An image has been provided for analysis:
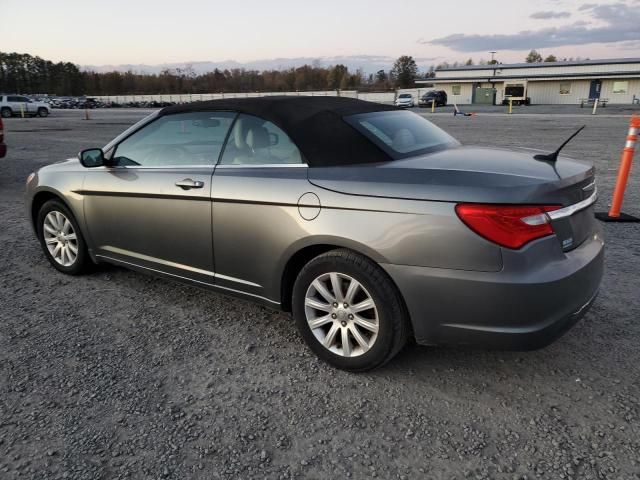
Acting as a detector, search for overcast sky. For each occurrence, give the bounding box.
[3,0,640,70]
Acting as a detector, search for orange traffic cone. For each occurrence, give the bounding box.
[596,115,640,222]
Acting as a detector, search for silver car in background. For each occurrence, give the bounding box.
[25,97,603,371]
[394,93,415,108]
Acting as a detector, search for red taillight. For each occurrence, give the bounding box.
[455,204,561,249]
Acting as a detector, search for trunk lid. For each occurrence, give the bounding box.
[308,145,596,251]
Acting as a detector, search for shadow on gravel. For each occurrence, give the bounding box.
[76,262,613,384]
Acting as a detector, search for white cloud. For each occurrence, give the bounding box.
[423,2,640,52]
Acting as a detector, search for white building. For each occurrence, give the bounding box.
[417,58,640,106]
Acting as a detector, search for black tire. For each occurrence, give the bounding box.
[37,107,49,117]
[292,249,409,371]
[36,199,90,275]
[1,107,12,118]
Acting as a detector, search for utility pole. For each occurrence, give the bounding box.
[489,51,498,105]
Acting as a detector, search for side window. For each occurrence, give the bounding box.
[220,114,303,165]
[112,112,235,167]
[7,96,21,102]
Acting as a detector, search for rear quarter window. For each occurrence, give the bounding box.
[344,110,458,159]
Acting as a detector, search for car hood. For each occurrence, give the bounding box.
[307,145,595,206]
[38,157,84,173]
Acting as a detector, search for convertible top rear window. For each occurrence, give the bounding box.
[344,110,458,159]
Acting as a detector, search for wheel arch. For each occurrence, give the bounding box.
[30,188,90,244]
[278,238,407,319]
[30,189,71,230]
[30,188,97,263]
[280,243,338,311]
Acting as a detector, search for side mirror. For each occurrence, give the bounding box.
[79,148,105,168]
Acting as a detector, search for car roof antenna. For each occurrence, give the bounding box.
[534,125,585,162]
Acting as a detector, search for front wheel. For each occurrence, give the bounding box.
[36,199,90,275]
[292,249,409,371]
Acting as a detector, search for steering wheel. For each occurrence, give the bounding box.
[141,145,189,166]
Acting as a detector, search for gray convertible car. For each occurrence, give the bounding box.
[26,97,603,371]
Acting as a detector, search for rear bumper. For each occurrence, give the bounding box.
[382,228,604,350]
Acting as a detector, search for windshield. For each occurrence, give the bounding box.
[344,110,459,159]
[398,94,411,98]
[103,111,159,152]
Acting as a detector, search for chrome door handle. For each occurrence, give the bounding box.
[175,179,204,190]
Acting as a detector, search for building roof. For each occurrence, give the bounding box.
[161,96,399,166]
[422,71,640,83]
[436,57,640,72]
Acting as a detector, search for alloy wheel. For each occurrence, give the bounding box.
[43,211,78,267]
[304,272,379,357]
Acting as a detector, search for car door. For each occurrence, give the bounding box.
[211,113,309,302]
[83,111,236,285]
[6,96,25,114]
[19,96,36,114]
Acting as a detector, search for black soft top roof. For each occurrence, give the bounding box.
[160,96,400,167]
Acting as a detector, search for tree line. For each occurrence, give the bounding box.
[0,52,421,96]
[0,50,597,97]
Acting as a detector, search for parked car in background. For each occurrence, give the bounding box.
[0,117,6,158]
[25,97,603,371]
[419,90,447,107]
[0,95,51,118]
[76,97,104,109]
[394,93,414,108]
[49,97,86,109]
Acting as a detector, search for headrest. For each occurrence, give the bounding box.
[391,128,415,151]
[247,126,270,149]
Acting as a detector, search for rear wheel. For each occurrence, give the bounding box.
[1,108,11,118]
[292,249,409,371]
[37,107,49,117]
[36,199,90,275]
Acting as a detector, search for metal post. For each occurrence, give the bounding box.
[591,98,599,115]
[508,98,513,114]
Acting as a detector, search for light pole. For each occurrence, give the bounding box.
[489,52,498,105]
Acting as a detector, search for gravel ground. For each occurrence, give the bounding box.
[1,108,639,480]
